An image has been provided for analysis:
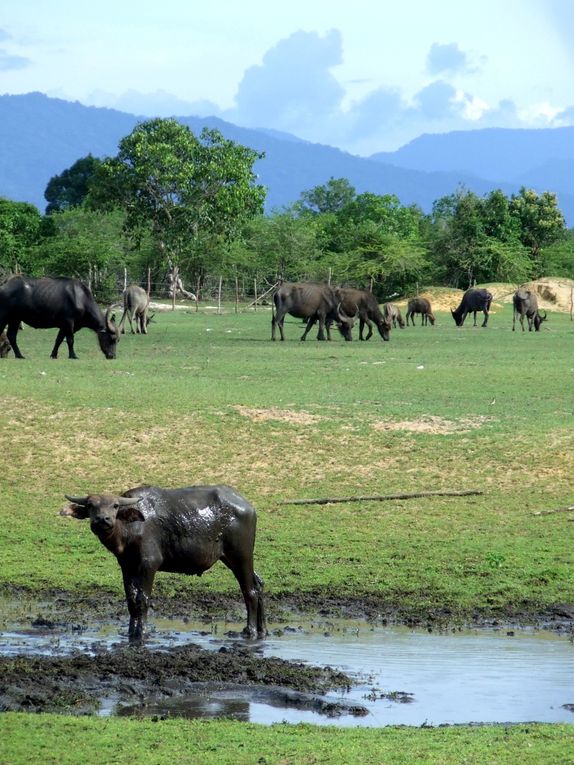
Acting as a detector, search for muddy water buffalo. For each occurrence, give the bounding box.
[512,289,547,332]
[406,297,435,326]
[0,275,119,359]
[451,288,493,327]
[272,281,357,341]
[61,484,266,643]
[383,302,405,329]
[334,288,391,341]
[118,284,154,335]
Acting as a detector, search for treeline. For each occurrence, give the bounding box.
[0,118,572,302]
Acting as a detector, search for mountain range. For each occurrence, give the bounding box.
[1,92,573,226]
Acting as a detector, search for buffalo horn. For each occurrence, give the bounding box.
[118,496,142,506]
[105,304,119,334]
[539,310,547,320]
[336,302,358,323]
[64,494,89,505]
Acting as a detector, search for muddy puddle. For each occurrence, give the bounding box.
[1,599,573,726]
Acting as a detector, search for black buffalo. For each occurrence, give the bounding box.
[272,281,357,341]
[0,276,119,359]
[383,302,405,329]
[334,287,391,341]
[451,288,493,327]
[512,289,547,332]
[61,484,266,643]
[118,284,154,334]
[406,297,435,326]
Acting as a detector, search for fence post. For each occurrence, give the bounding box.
[123,267,128,291]
[328,267,332,285]
[217,275,223,315]
[254,278,258,312]
[147,267,151,297]
[171,266,178,311]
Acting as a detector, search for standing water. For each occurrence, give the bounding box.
[1,609,573,726]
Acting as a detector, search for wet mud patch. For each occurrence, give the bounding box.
[0,641,362,718]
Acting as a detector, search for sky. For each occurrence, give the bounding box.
[1,0,574,155]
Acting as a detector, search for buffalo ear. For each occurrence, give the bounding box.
[117,506,146,523]
[60,503,90,520]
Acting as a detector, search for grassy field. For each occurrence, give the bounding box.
[1,296,573,762]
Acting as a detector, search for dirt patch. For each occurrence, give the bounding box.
[372,415,495,435]
[234,406,322,425]
[497,278,574,312]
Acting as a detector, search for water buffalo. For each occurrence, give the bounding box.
[451,288,493,327]
[0,331,11,357]
[60,484,266,644]
[333,288,391,341]
[512,289,547,331]
[0,275,119,359]
[406,297,435,326]
[118,284,154,335]
[383,302,405,329]
[272,281,357,341]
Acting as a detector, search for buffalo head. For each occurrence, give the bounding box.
[534,310,547,331]
[98,306,121,359]
[336,302,358,341]
[61,494,144,536]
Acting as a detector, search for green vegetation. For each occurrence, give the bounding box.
[2,715,573,765]
[1,301,572,614]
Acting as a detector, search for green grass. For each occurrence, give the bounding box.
[1,302,573,761]
[2,715,574,765]
[1,303,572,613]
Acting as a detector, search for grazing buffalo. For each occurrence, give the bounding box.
[61,484,266,643]
[272,281,357,341]
[451,288,493,327]
[406,297,435,326]
[118,284,154,334]
[383,302,405,329]
[0,276,119,359]
[334,287,391,341]
[0,331,12,357]
[512,289,547,332]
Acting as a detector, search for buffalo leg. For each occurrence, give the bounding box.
[481,310,489,327]
[271,309,286,341]
[6,320,24,359]
[51,322,77,359]
[300,316,317,341]
[223,557,266,638]
[315,316,327,341]
[362,318,373,340]
[122,568,156,644]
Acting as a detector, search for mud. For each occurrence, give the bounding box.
[1,586,573,720]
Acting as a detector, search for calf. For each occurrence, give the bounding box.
[406,297,435,326]
[512,289,547,332]
[61,484,266,643]
[0,331,12,357]
[383,303,405,329]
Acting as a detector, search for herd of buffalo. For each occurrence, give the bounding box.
[0,274,550,359]
[0,272,554,641]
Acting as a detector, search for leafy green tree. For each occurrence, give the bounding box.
[44,155,103,213]
[509,187,566,274]
[297,177,356,215]
[31,208,126,296]
[88,118,266,272]
[0,198,43,273]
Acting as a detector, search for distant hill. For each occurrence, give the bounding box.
[1,93,573,225]
[371,127,574,224]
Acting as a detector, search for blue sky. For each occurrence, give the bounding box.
[1,0,573,154]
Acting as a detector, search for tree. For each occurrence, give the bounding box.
[297,177,356,215]
[0,197,43,273]
[44,155,103,213]
[509,187,566,274]
[88,118,266,271]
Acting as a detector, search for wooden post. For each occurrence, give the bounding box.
[217,275,223,314]
[88,264,92,291]
[369,276,374,293]
[328,267,332,285]
[254,278,258,312]
[147,267,151,297]
[571,287,573,321]
[123,267,128,291]
[235,275,239,313]
[171,266,178,312]
[196,275,201,313]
